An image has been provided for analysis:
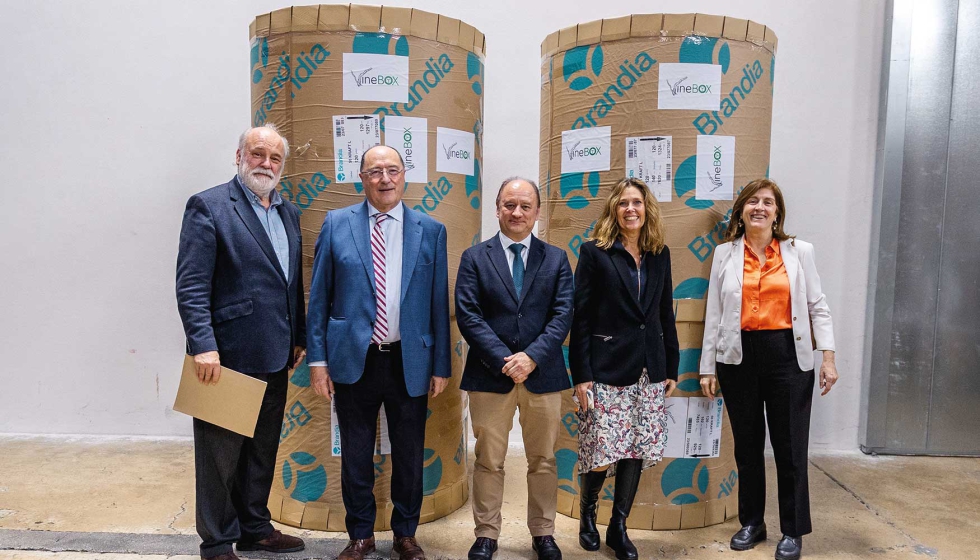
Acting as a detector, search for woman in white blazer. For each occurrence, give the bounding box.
[699,179,838,560]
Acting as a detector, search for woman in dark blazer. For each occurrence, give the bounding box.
[570,178,679,560]
[700,178,838,560]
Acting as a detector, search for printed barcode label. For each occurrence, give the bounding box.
[686,418,693,433]
[666,163,672,181]
[712,439,720,456]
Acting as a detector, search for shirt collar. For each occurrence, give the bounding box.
[498,231,532,253]
[367,201,404,223]
[236,175,283,208]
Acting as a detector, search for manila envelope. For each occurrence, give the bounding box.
[173,355,267,437]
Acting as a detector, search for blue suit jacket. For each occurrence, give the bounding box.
[176,178,306,374]
[306,201,451,397]
[455,235,574,394]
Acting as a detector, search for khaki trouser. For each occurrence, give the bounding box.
[469,385,563,539]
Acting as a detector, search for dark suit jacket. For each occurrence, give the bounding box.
[455,234,574,394]
[306,201,451,398]
[570,240,679,386]
[176,177,306,374]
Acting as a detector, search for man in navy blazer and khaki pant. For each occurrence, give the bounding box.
[455,177,574,560]
[176,124,306,559]
[306,145,451,560]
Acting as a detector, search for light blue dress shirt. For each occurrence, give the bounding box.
[237,176,289,281]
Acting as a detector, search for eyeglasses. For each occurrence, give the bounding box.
[361,167,405,180]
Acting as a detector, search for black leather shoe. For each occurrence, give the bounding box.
[605,459,642,560]
[467,537,497,560]
[531,536,562,560]
[578,470,606,551]
[730,524,767,551]
[775,535,802,560]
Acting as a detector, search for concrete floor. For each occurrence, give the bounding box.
[0,436,977,560]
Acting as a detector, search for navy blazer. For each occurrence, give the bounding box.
[455,234,574,394]
[176,178,306,374]
[306,201,451,398]
[570,240,679,386]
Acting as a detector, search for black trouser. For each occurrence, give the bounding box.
[716,329,814,538]
[193,366,288,558]
[333,342,429,539]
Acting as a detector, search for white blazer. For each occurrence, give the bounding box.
[699,237,835,375]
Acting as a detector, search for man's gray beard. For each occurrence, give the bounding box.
[238,160,280,198]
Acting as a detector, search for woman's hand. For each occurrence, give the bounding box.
[700,375,719,398]
[574,381,594,410]
[665,379,677,397]
[819,350,839,396]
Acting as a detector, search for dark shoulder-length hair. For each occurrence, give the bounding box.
[590,178,666,254]
[724,178,794,242]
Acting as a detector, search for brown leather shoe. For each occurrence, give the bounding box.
[392,536,426,560]
[338,537,376,560]
[237,529,305,553]
[202,553,240,560]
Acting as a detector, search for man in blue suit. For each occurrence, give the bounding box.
[176,124,306,559]
[455,177,574,560]
[306,145,451,560]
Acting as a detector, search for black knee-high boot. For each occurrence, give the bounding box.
[606,459,642,560]
[578,469,607,551]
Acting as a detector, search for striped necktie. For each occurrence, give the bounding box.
[371,213,389,344]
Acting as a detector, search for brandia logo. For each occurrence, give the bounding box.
[422,448,444,495]
[413,164,481,215]
[372,55,455,120]
[252,43,330,126]
[280,399,312,443]
[279,172,331,215]
[467,51,484,96]
[661,458,709,505]
[561,44,604,91]
[560,172,600,211]
[281,451,327,502]
[693,61,766,135]
[250,37,268,84]
[556,45,657,129]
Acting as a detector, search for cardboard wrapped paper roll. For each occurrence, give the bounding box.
[249,4,485,529]
[540,14,778,529]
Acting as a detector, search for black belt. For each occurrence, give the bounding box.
[368,341,401,353]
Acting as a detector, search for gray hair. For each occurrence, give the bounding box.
[496,176,541,207]
[238,122,290,159]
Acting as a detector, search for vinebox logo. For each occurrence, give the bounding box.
[442,142,470,160]
[667,77,713,96]
[706,145,726,192]
[565,141,601,160]
[351,67,400,86]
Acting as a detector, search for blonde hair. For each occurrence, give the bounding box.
[724,178,793,242]
[590,178,666,254]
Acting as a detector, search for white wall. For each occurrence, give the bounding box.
[0,0,884,449]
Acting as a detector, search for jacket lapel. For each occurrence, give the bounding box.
[609,243,643,315]
[285,205,301,284]
[728,237,745,287]
[230,180,286,283]
[348,202,376,292]
[488,236,520,304]
[518,236,546,306]
[401,205,423,304]
[640,251,658,314]
[781,238,799,293]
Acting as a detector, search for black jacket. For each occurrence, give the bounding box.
[569,240,679,386]
[455,235,574,394]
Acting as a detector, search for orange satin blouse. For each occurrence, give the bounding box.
[741,238,793,330]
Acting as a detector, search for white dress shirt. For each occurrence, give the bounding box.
[498,231,531,277]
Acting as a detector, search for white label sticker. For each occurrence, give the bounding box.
[331,400,392,457]
[333,115,381,183]
[436,127,475,176]
[683,397,724,458]
[663,397,689,458]
[561,126,611,174]
[696,135,735,200]
[626,136,672,202]
[384,116,427,184]
[343,52,409,103]
[658,63,722,110]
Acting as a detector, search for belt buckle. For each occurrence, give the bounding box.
[377,342,392,353]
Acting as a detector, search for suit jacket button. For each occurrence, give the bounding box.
[518,313,523,319]
[640,324,646,330]
[796,336,802,341]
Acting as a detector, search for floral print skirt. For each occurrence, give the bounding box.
[577,371,668,478]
